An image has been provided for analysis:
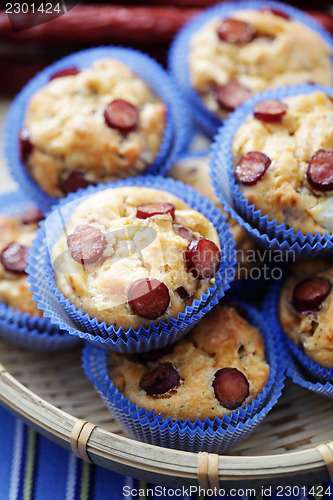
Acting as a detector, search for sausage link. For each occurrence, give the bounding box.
[0,6,200,44]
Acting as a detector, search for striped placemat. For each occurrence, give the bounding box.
[0,403,332,500]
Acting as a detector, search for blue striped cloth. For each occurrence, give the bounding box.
[0,404,332,500]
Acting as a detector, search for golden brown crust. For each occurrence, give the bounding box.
[109,304,269,421]
[189,10,333,118]
[0,214,42,317]
[233,92,333,236]
[24,59,166,197]
[52,186,221,331]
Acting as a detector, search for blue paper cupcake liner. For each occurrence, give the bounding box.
[284,348,333,400]
[169,0,333,137]
[27,175,236,353]
[0,312,79,352]
[0,190,80,351]
[264,277,333,392]
[210,84,333,258]
[82,302,285,453]
[4,46,191,210]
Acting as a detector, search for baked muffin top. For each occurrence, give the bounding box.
[189,9,333,119]
[0,208,44,317]
[232,91,333,236]
[21,59,166,197]
[51,186,221,331]
[279,260,333,368]
[110,302,269,421]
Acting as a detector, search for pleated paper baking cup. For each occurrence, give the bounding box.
[27,176,236,353]
[0,190,80,351]
[169,0,333,137]
[210,84,333,258]
[82,302,285,453]
[82,301,280,423]
[4,46,191,210]
[284,348,333,400]
[264,277,333,387]
[0,312,79,352]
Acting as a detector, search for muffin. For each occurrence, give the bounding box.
[279,260,333,368]
[109,302,270,421]
[232,90,333,236]
[51,186,222,332]
[170,155,258,280]
[20,58,167,198]
[189,8,333,120]
[0,207,44,317]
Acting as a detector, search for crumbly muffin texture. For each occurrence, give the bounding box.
[23,59,166,197]
[189,10,333,118]
[0,214,42,317]
[233,92,333,236]
[109,304,269,421]
[170,155,258,276]
[51,187,221,331]
[279,260,333,368]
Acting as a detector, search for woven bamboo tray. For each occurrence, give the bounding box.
[1,337,333,489]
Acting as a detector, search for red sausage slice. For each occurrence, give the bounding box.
[128,278,170,319]
[292,277,332,313]
[21,207,44,225]
[216,80,252,112]
[139,362,180,396]
[217,19,255,44]
[235,151,271,185]
[173,224,194,242]
[260,6,290,20]
[185,238,221,279]
[104,99,138,133]
[49,67,80,81]
[212,367,250,410]
[1,243,29,274]
[307,151,333,192]
[67,225,107,265]
[136,203,175,220]
[60,172,91,194]
[19,129,33,164]
[253,99,288,122]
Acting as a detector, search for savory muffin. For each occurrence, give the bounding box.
[51,186,222,331]
[0,207,44,317]
[279,260,333,368]
[20,59,167,197]
[189,9,333,119]
[109,302,270,421]
[170,155,258,279]
[232,91,333,236]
